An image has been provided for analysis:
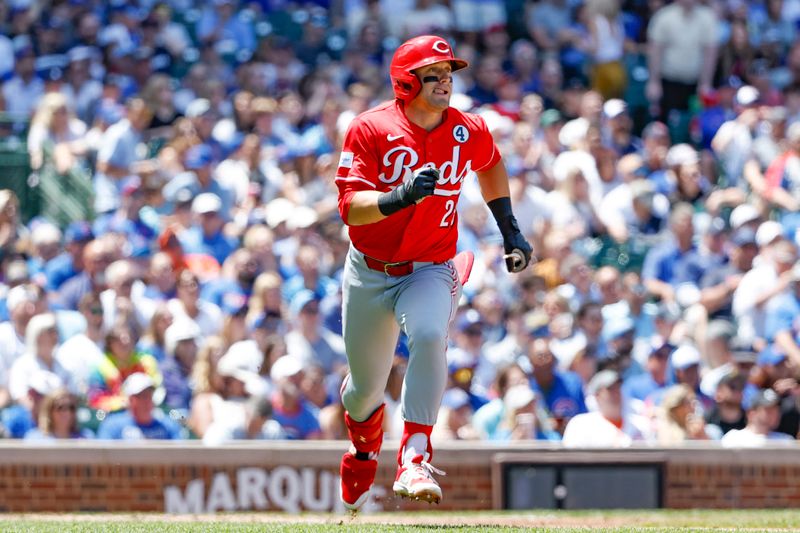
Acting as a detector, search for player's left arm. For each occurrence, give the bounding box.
[476,160,534,273]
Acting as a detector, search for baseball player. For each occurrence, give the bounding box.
[335,35,533,510]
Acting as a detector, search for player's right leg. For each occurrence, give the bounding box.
[339,247,400,511]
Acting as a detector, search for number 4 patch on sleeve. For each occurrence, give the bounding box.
[452,125,469,143]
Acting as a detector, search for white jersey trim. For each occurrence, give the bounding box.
[335,176,377,188]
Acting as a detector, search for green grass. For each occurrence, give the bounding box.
[1,509,799,532]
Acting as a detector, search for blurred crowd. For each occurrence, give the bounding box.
[1,0,800,448]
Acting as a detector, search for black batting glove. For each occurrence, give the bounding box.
[487,197,534,273]
[378,167,439,216]
[501,221,534,273]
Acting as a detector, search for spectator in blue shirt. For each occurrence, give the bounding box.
[44,221,94,292]
[92,176,158,258]
[178,193,238,266]
[161,144,235,217]
[526,337,587,435]
[159,319,201,412]
[642,202,701,302]
[96,373,182,440]
[622,339,673,402]
[269,355,321,440]
[93,98,153,215]
[765,278,800,363]
[201,248,258,310]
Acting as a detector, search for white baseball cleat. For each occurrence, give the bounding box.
[392,455,445,504]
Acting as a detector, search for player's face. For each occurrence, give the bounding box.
[414,61,453,112]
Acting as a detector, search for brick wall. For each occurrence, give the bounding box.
[0,442,798,512]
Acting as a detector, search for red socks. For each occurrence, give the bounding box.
[344,404,386,456]
[398,421,434,465]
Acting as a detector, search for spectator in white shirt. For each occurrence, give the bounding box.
[563,370,649,447]
[9,313,73,402]
[721,389,795,447]
[0,285,46,407]
[733,238,798,346]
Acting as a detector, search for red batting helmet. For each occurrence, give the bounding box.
[389,35,468,104]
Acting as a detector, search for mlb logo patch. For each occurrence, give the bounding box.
[339,151,354,168]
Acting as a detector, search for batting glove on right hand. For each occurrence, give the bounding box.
[400,167,439,204]
[503,228,534,273]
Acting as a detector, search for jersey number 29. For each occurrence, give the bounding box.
[440,199,456,227]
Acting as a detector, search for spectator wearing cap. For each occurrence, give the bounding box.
[270,355,321,440]
[656,384,712,444]
[92,176,158,259]
[602,100,640,156]
[285,289,346,376]
[25,388,91,441]
[96,372,181,440]
[720,388,794,447]
[2,39,44,118]
[159,318,201,412]
[699,227,758,321]
[654,344,709,411]
[55,292,106,396]
[563,370,650,446]
[663,144,711,207]
[87,324,162,412]
[622,339,672,403]
[8,312,73,403]
[162,144,235,217]
[641,203,703,303]
[93,97,155,214]
[712,85,762,187]
[645,0,718,123]
[44,221,94,292]
[168,270,223,338]
[733,238,798,344]
[705,370,747,438]
[601,315,645,382]
[525,337,587,435]
[27,92,88,174]
[203,395,285,445]
[178,193,239,265]
[1,369,63,438]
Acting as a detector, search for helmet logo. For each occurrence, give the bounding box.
[432,40,450,54]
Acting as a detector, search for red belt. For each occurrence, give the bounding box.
[363,255,415,276]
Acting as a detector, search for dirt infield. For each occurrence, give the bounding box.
[6,511,800,531]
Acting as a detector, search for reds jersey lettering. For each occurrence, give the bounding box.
[335,101,501,263]
[378,145,471,190]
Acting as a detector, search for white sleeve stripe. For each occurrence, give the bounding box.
[335,176,377,188]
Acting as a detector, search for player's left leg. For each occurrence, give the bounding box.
[390,261,461,503]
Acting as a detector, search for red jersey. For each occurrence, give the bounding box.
[336,100,501,263]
